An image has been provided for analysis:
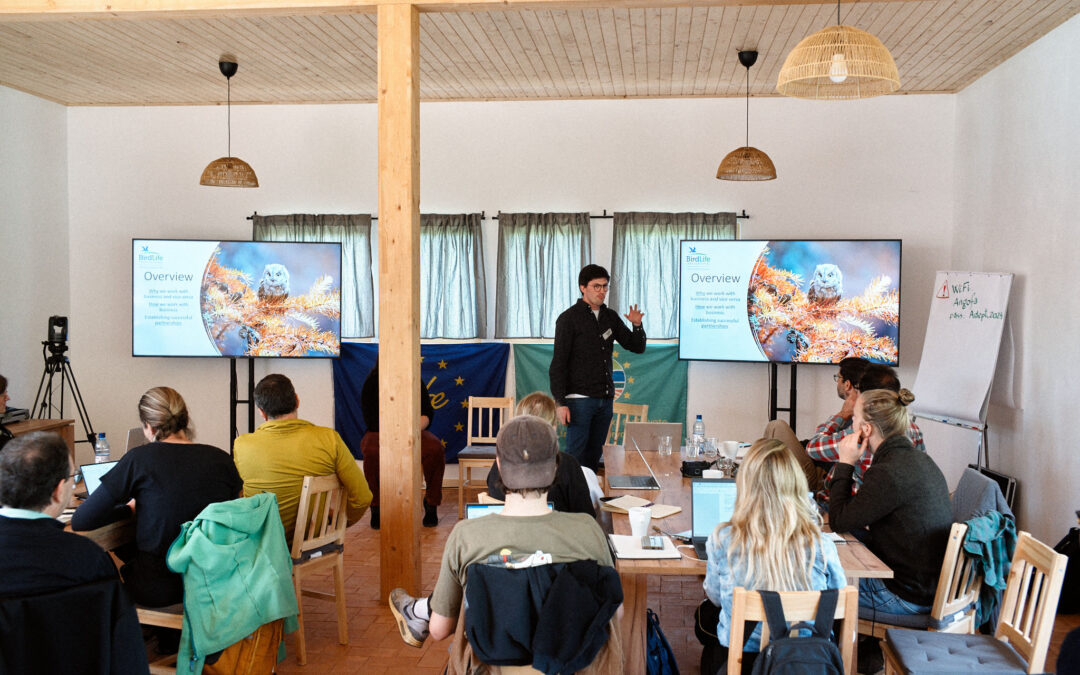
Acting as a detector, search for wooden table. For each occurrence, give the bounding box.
[602,444,892,674]
[8,418,76,461]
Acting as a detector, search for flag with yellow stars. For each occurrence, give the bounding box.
[332,342,510,462]
[512,343,688,448]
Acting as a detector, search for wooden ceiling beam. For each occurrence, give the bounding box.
[0,0,933,23]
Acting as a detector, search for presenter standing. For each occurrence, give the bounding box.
[550,265,646,471]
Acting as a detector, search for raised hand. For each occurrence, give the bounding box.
[624,304,644,326]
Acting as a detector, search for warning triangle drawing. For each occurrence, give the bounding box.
[935,281,949,299]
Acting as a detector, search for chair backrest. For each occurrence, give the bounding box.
[929,522,983,632]
[952,467,1013,522]
[994,531,1068,673]
[290,475,349,561]
[466,396,513,445]
[728,586,858,675]
[606,402,648,445]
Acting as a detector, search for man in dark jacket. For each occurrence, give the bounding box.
[0,431,148,674]
[549,264,646,471]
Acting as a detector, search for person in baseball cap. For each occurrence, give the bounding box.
[389,415,615,649]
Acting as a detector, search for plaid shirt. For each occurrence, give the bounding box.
[808,415,925,494]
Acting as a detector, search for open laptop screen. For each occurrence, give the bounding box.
[464,503,553,519]
[79,461,119,496]
[691,478,737,539]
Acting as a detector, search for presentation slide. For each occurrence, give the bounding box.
[679,240,900,364]
[133,240,342,358]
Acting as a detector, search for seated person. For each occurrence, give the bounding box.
[485,392,597,516]
[359,363,444,529]
[0,431,146,673]
[233,373,372,542]
[72,386,242,608]
[0,374,14,451]
[700,438,846,674]
[828,388,952,618]
[389,415,615,649]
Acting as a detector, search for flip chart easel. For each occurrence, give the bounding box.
[910,271,1013,467]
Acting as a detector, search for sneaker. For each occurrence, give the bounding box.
[389,588,429,648]
[422,501,438,527]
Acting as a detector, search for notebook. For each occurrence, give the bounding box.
[606,439,661,490]
[465,503,552,519]
[691,478,737,560]
[622,422,683,452]
[78,460,119,497]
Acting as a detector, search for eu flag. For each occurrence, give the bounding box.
[333,342,510,462]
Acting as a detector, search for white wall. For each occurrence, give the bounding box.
[951,13,1080,542]
[0,87,69,424]
[58,94,957,466]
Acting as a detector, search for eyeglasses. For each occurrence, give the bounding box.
[833,374,841,382]
[69,471,81,483]
[588,283,609,291]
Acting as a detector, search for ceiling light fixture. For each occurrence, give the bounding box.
[200,59,259,188]
[716,50,776,182]
[777,0,900,100]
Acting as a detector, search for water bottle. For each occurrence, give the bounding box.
[690,415,705,458]
[94,432,111,464]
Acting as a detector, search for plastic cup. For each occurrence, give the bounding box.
[658,435,673,456]
[704,437,718,459]
[628,506,652,538]
[722,441,739,460]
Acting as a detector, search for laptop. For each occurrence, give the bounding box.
[691,478,738,560]
[125,427,149,453]
[623,422,683,452]
[606,438,662,490]
[78,460,119,498]
[465,503,552,519]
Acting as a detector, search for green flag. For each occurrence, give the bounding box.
[512,343,688,448]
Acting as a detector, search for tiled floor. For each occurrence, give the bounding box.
[271,486,1079,674]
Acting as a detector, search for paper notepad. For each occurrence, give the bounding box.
[600,495,682,519]
[608,534,681,559]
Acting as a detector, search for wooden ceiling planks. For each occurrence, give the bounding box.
[0,1,1077,105]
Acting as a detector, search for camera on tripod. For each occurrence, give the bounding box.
[46,316,68,355]
[35,315,95,445]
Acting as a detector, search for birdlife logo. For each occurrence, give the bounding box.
[684,246,711,269]
[137,244,165,267]
[611,356,627,399]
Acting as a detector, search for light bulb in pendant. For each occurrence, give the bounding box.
[828,53,848,83]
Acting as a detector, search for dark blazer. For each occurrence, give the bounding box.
[828,434,952,605]
[549,299,646,405]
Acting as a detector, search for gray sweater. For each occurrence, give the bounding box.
[828,434,952,605]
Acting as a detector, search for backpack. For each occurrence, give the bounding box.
[749,589,844,675]
[646,607,680,675]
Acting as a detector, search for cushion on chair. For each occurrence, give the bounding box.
[859,604,972,630]
[458,445,497,460]
[884,628,1028,674]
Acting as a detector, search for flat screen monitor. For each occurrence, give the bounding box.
[679,239,901,364]
[133,239,342,358]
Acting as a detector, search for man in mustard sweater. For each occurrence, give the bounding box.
[233,374,372,542]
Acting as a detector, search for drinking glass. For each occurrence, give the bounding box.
[658,435,673,456]
[703,437,718,459]
[685,438,700,459]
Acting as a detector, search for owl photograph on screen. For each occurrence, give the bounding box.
[199,243,340,357]
[746,242,899,363]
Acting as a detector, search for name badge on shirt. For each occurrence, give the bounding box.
[601,328,613,340]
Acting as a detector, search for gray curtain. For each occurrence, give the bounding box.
[610,212,737,339]
[253,213,374,338]
[495,212,591,338]
[420,213,487,338]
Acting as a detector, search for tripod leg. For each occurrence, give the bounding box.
[61,360,96,445]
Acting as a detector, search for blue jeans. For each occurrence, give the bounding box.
[858,577,931,615]
[564,397,612,472]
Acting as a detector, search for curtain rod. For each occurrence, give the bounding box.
[248,209,749,221]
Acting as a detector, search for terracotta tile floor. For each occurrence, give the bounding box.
[272,486,1079,674]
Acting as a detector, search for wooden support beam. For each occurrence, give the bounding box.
[377,1,422,599]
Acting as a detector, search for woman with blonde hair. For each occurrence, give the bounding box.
[702,438,846,672]
[829,388,951,619]
[72,387,242,611]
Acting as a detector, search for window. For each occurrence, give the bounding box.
[420,214,487,338]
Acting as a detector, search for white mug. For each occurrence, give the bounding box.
[628,506,652,538]
[722,440,739,460]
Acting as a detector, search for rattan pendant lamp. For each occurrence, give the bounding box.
[776,0,900,100]
[200,59,259,188]
[717,50,776,182]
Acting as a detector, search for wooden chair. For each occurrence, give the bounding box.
[728,586,859,675]
[290,475,350,665]
[136,604,184,674]
[605,401,648,445]
[883,531,1068,674]
[456,396,513,518]
[860,522,982,638]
